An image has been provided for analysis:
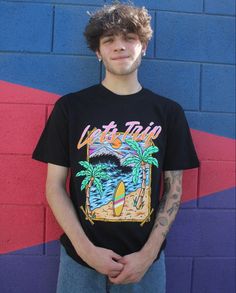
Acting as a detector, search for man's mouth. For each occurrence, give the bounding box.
[112,56,129,60]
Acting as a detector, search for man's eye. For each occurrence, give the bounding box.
[127,35,136,40]
[103,38,112,43]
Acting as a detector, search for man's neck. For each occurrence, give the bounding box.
[102,72,142,95]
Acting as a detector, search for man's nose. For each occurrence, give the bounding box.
[113,38,126,51]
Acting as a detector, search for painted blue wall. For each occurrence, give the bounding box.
[0,1,235,293]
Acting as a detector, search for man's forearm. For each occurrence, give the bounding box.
[141,170,183,260]
[46,184,93,257]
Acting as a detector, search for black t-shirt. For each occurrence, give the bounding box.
[32,84,199,268]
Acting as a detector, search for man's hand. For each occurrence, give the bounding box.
[108,249,155,285]
[78,245,124,277]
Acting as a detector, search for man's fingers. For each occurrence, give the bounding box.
[111,252,122,261]
[110,252,124,271]
[110,259,124,271]
[108,270,122,278]
[109,269,128,284]
[117,257,126,265]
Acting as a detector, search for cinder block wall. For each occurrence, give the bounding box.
[0,1,235,293]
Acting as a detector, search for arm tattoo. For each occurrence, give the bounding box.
[172,193,179,199]
[157,217,168,226]
[164,176,171,192]
[170,170,182,185]
[153,170,183,238]
[167,201,181,216]
[162,227,170,238]
[157,177,171,213]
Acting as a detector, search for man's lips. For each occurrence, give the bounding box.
[111,56,130,60]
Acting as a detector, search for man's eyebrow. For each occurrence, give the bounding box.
[101,32,136,38]
[101,33,114,38]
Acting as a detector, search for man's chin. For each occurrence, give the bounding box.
[107,67,138,76]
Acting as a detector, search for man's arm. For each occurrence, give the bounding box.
[46,163,124,276]
[141,170,183,258]
[109,170,183,284]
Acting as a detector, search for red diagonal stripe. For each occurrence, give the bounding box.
[0,81,235,254]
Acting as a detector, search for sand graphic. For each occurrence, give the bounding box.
[90,186,152,222]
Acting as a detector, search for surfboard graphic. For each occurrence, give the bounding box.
[113,181,126,216]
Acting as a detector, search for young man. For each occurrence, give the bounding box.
[32,3,199,292]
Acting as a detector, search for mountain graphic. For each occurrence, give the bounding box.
[90,144,122,159]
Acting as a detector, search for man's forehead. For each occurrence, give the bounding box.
[100,31,137,38]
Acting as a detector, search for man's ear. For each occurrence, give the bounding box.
[96,50,101,60]
[141,43,148,55]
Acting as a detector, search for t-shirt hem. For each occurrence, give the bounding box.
[59,233,166,269]
[163,162,200,171]
[32,154,70,168]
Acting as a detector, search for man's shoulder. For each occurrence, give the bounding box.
[55,84,100,106]
[144,87,183,112]
[72,84,100,96]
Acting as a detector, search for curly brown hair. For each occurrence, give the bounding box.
[84,2,153,52]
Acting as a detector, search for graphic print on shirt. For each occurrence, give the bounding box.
[75,121,161,226]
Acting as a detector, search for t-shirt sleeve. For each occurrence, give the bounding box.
[163,102,200,171]
[32,97,70,167]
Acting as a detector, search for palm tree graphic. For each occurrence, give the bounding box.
[123,139,159,209]
[76,161,110,221]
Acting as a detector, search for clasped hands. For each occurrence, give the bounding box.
[107,250,153,285]
[81,245,156,285]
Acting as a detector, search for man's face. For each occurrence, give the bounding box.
[96,32,146,77]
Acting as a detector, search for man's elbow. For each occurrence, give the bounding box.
[45,180,63,199]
